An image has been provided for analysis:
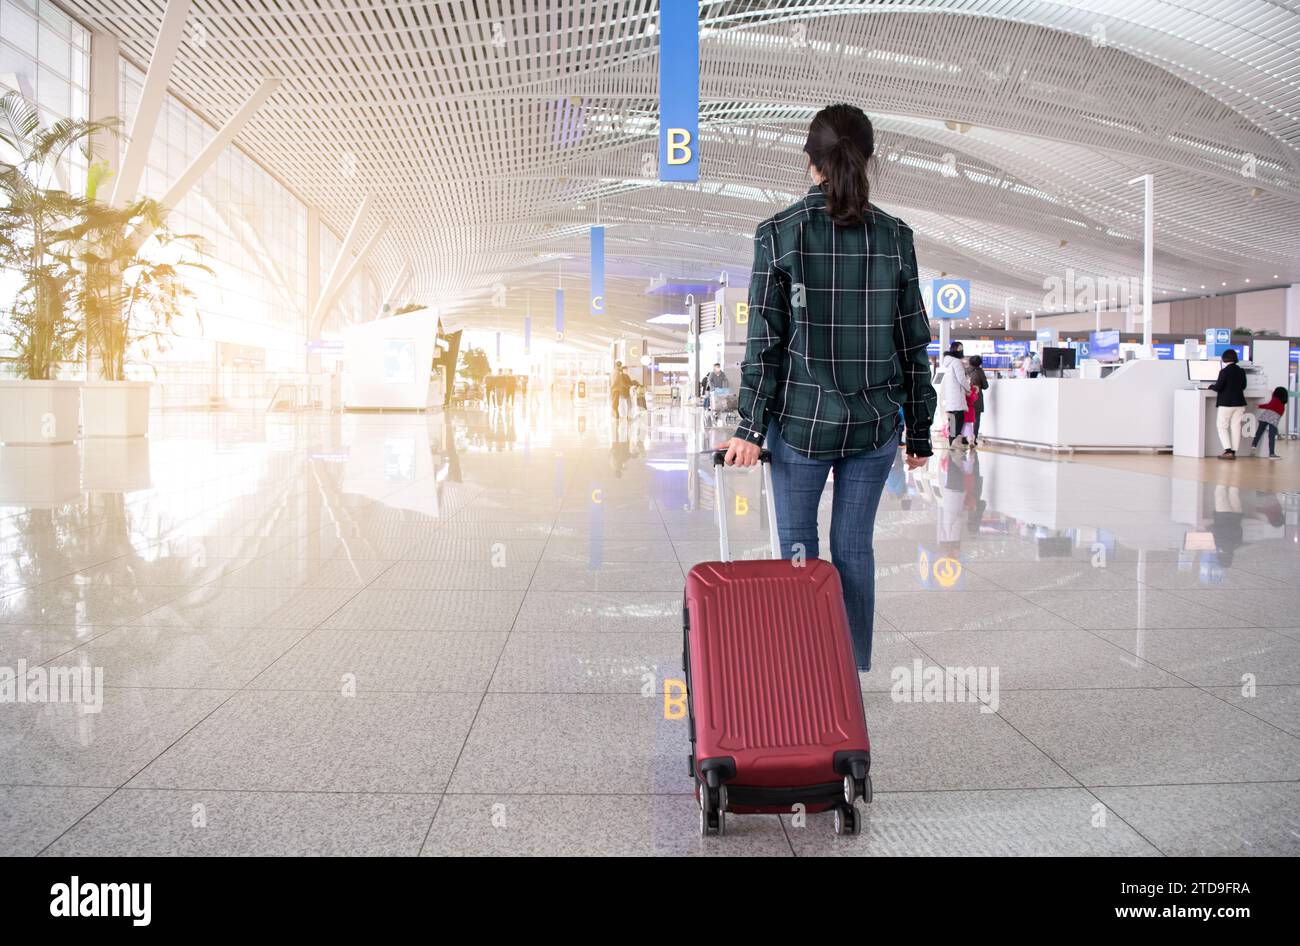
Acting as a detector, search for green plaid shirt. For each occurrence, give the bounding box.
[735,186,937,459]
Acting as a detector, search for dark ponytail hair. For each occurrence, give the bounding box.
[804,104,874,227]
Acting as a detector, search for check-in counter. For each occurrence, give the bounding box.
[1172,388,1268,457]
[977,359,1190,451]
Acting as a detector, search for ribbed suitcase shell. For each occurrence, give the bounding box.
[684,557,870,808]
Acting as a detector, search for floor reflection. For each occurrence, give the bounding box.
[2,399,1298,856]
[1,401,1295,594]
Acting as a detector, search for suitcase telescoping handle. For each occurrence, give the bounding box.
[711,448,781,562]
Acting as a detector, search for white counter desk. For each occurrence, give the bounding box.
[1172,388,1268,457]
[974,359,1190,452]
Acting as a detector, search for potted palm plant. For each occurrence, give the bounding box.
[0,92,100,445]
[74,184,209,437]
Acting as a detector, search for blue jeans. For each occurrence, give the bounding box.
[765,419,896,672]
[1252,421,1277,455]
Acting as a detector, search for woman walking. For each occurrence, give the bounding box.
[721,103,937,672]
[967,354,989,446]
[940,342,970,449]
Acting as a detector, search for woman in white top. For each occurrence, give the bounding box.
[939,342,970,449]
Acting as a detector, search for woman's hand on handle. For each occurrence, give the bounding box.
[723,437,762,467]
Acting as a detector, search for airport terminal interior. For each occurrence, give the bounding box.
[1,0,1298,857]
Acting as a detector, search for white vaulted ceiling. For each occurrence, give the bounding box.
[54,0,1300,341]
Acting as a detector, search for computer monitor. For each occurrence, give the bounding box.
[1041,347,1075,374]
[1187,359,1221,384]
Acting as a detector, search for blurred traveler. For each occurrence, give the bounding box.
[705,363,728,392]
[940,341,970,449]
[610,364,633,418]
[966,354,988,446]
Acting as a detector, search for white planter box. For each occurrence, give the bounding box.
[81,381,152,438]
[0,380,82,445]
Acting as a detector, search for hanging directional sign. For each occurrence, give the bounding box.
[932,279,970,320]
[589,226,605,316]
[658,0,699,182]
[555,289,565,340]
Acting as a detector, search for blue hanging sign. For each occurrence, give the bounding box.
[658,1,699,182]
[589,226,605,316]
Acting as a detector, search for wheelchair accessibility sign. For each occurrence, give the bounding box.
[931,279,970,320]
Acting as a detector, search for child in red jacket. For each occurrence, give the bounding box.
[1248,387,1288,459]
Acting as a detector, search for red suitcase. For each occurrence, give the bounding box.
[684,449,872,837]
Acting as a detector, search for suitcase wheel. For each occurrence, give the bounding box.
[698,781,726,838]
[833,804,860,836]
[845,774,873,805]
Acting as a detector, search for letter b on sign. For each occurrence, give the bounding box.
[667,129,692,166]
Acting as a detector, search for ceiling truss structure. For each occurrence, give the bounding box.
[56,0,1300,342]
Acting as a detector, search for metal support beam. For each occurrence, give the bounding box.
[1128,173,1155,355]
[110,0,194,206]
[85,31,120,381]
[310,214,390,337]
[159,78,279,212]
[306,207,321,316]
[88,33,120,178]
[309,193,375,336]
[380,262,412,313]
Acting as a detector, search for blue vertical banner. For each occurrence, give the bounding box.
[589,226,605,317]
[495,331,501,360]
[658,0,699,182]
[523,316,531,354]
[555,289,565,341]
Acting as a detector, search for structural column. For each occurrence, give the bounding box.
[109,0,194,206]
[85,32,120,381]
[306,207,321,373]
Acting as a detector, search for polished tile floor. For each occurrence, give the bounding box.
[1,398,1297,856]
